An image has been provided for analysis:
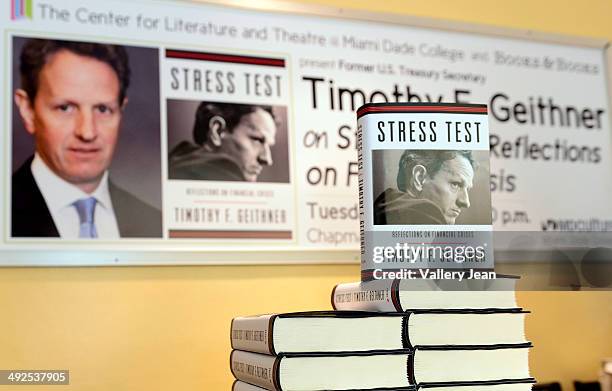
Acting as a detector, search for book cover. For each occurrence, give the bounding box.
[357,103,494,281]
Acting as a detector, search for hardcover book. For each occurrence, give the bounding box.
[232,380,537,391]
[357,103,493,280]
[231,310,528,355]
[332,277,518,312]
[230,344,533,391]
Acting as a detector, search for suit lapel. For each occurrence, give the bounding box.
[12,157,60,237]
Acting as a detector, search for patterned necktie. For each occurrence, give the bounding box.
[74,197,98,238]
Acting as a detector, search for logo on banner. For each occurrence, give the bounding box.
[11,0,33,20]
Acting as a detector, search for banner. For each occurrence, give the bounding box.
[1,0,610,265]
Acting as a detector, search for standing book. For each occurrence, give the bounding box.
[357,103,494,280]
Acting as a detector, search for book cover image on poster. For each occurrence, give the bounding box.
[167,100,289,184]
[163,48,294,240]
[357,103,494,277]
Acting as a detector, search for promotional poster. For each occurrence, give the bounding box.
[0,0,610,264]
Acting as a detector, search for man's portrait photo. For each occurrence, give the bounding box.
[372,149,492,225]
[11,37,162,239]
[167,100,290,183]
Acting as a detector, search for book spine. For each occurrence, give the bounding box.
[332,280,401,312]
[357,119,366,261]
[230,350,280,391]
[357,108,378,279]
[231,315,276,355]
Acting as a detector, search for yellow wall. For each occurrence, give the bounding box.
[2,1,612,390]
[1,265,611,391]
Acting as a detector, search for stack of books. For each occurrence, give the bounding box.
[229,103,534,390]
[229,276,535,391]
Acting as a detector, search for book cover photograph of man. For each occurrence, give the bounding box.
[11,37,162,239]
[167,100,290,183]
[372,149,492,226]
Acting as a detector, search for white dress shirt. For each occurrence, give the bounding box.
[30,154,120,239]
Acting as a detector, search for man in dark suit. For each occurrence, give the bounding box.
[374,150,475,225]
[12,39,161,238]
[168,102,277,182]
